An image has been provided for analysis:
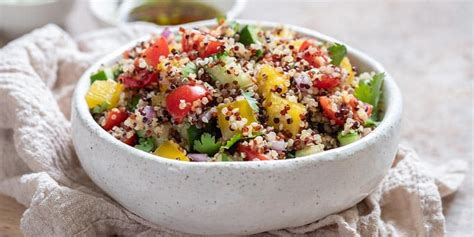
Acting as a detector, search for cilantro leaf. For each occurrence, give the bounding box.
[91,102,109,114]
[187,125,203,149]
[193,133,222,155]
[354,73,385,119]
[328,43,347,66]
[222,133,242,149]
[242,91,259,112]
[135,137,155,152]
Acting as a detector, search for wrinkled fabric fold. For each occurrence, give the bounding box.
[0,24,467,237]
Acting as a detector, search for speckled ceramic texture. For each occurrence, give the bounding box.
[71,20,402,235]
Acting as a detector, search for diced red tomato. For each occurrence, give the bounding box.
[103,108,129,131]
[319,96,345,126]
[319,96,373,125]
[348,98,373,121]
[299,40,313,53]
[299,40,326,68]
[119,70,158,89]
[313,74,341,89]
[199,41,223,58]
[165,84,209,123]
[122,133,137,146]
[237,144,270,161]
[142,36,169,67]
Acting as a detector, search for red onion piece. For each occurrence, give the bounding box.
[199,110,213,123]
[142,106,154,121]
[188,153,209,162]
[270,140,287,151]
[161,27,172,38]
[295,74,311,91]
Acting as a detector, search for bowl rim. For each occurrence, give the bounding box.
[72,19,403,167]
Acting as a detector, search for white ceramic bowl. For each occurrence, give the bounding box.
[72,20,402,235]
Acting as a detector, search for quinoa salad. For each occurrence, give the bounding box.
[85,19,385,162]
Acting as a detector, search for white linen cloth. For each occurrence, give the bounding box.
[0,24,467,237]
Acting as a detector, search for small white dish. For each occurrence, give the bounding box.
[71,20,402,235]
[0,0,74,39]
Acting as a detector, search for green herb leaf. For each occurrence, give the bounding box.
[136,130,146,138]
[212,51,229,61]
[91,102,109,114]
[128,95,140,111]
[242,91,259,112]
[187,125,203,149]
[286,151,296,159]
[90,69,114,84]
[328,43,347,66]
[222,133,242,149]
[354,73,385,118]
[112,66,123,80]
[193,133,222,155]
[254,49,264,59]
[135,137,155,152]
[364,118,380,127]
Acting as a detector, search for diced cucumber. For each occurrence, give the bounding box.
[90,68,114,84]
[239,25,260,46]
[337,131,360,146]
[295,144,324,157]
[206,56,253,88]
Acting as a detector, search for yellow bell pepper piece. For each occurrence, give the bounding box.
[290,39,305,51]
[85,80,123,109]
[256,65,289,98]
[217,99,257,140]
[265,93,307,137]
[340,57,355,84]
[154,140,190,161]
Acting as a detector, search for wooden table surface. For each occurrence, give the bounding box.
[1,0,472,236]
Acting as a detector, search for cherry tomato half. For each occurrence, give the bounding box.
[142,36,169,67]
[166,84,209,123]
[103,108,129,131]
